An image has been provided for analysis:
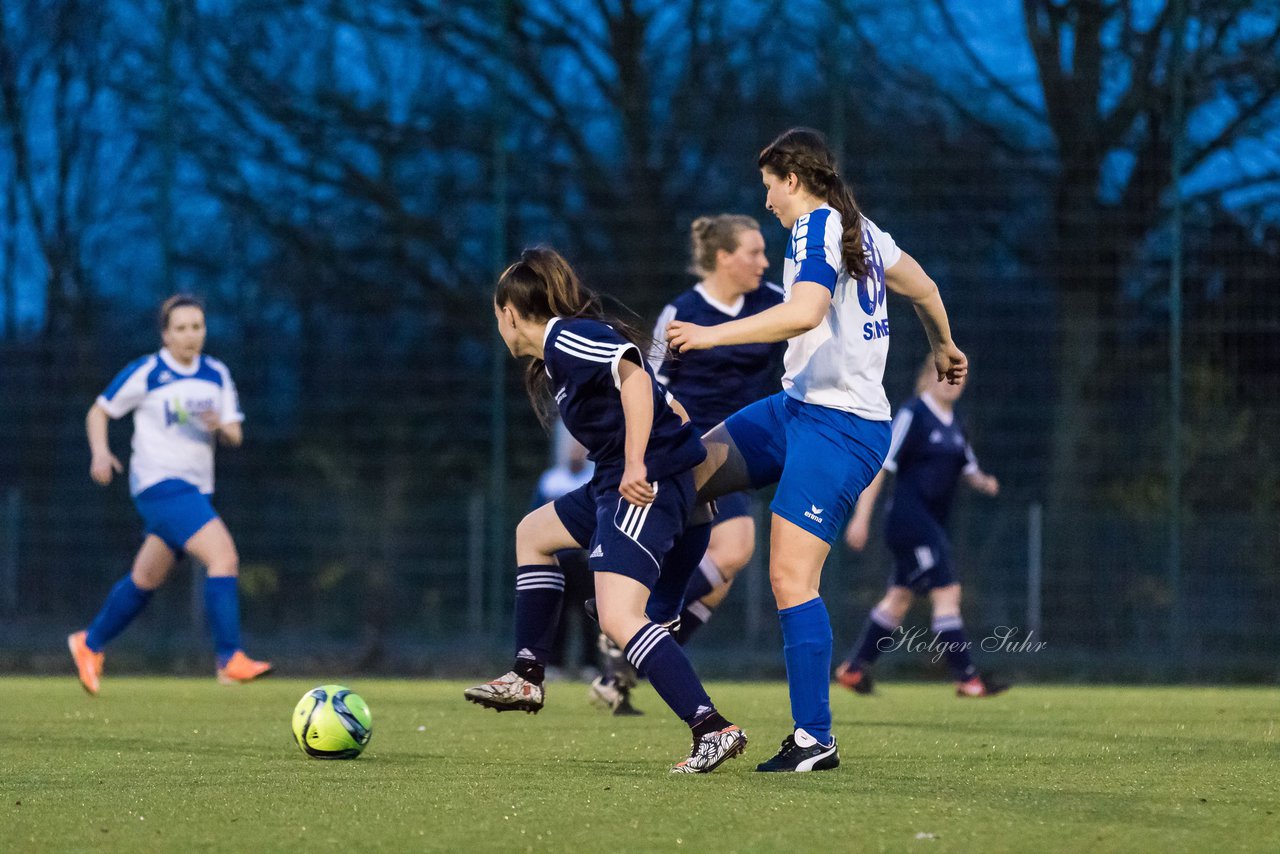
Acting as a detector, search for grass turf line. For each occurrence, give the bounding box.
[1,678,1277,852]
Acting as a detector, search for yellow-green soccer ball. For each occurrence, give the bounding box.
[292,685,373,759]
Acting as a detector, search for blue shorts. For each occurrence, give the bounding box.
[724,391,890,544]
[552,471,697,589]
[133,479,219,554]
[712,490,753,524]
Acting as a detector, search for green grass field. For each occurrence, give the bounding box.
[2,677,1277,852]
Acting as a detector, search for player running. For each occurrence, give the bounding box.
[68,295,271,694]
[837,357,1007,697]
[464,247,747,774]
[589,214,784,714]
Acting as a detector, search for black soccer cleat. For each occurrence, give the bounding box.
[755,729,840,772]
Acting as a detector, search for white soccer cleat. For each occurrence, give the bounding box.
[671,725,748,774]
[463,671,544,714]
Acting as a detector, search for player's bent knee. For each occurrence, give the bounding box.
[769,572,818,610]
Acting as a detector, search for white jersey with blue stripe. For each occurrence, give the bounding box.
[95,348,244,496]
[781,205,901,420]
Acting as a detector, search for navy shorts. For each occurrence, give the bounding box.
[724,391,890,544]
[553,471,697,590]
[712,490,752,524]
[887,522,956,593]
[133,478,219,554]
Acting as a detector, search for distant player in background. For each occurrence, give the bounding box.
[666,127,968,771]
[836,357,1006,697]
[68,295,271,694]
[529,425,599,683]
[465,247,747,774]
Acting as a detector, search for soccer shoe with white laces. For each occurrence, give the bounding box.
[463,671,544,714]
[671,725,748,774]
[754,728,840,772]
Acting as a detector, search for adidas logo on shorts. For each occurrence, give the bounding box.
[590,544,604,558]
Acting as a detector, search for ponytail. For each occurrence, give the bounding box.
[495,246,651,427]
[758,127,868,280]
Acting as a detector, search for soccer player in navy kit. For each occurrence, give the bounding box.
[68,296,271,694]
[588,214,783,714]
[667,128,968,772]
[651,214,784,641]
[837,358,1006,697]
[465,247,747,774]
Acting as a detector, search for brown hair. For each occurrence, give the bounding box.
[495,246,648,426]
[689,214,760,277]
[158,294,205,332]
[758,127,868,280]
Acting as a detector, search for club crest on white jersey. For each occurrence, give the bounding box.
[96,348,244,495]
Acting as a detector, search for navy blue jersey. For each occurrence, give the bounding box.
[883,393,979,534]
[648,282,786,432]
[543,317,706,488]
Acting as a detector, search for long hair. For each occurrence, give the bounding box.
[495,246,649,427]
[758,127,868,280]
[688,214,760,278]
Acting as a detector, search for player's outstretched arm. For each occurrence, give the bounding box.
[964,469,1000,497]
[85,404,122,486]
[885,251,967,384]
[666,282,830,351]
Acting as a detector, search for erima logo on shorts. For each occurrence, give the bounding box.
[590,544,603,558]
[804,504,824,524]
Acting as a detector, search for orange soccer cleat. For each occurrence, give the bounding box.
[956,673,1009,697]
[216,651,273,685]
[834,661,875,695]
[67,631,104,696]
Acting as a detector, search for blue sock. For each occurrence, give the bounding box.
[779,597,833,745]
[624,622,712,724]
[512,565,564,681]
[85,575,154,652]
[646,522,711,624]
[932,615,977,681]
[845,605,900,669]
[204,576,242,669]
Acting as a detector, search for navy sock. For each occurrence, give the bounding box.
[204,576,242,669]
[512,565,564,679]
[646,522,711,624]
[85,575,154,652]
[845,605,900,669]
[623,622,712,725]
[779,597,833,745]
[674,600,712,645]
[681,554,722,604]
[933,615,977,681]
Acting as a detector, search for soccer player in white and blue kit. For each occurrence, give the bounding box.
[667,128,968,771]
[68,296,271,694]
[465,248,747,774]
